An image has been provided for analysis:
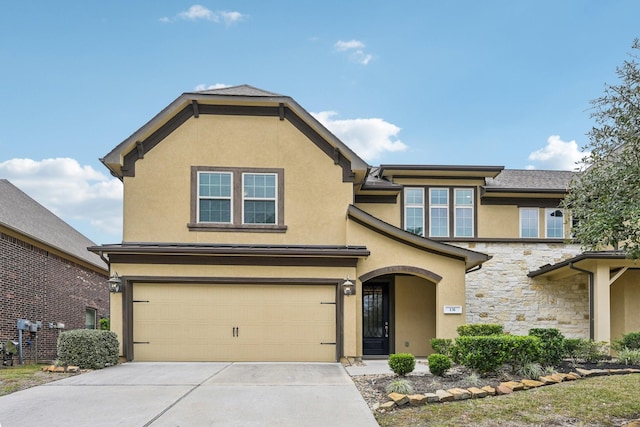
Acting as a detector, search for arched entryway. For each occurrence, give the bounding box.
[360,266,441,357]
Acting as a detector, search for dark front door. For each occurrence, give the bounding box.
[362,283,390,355]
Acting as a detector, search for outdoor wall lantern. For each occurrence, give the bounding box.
[342,276,355,296]
[108,272,122,293]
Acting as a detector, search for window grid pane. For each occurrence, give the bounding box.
[404,188,424,236]
[198,172,232,223]
[430,188,449,237]
[243,173,277,224]
[546,209,564,238]
[454,189,474,237]
[520,208,539,238]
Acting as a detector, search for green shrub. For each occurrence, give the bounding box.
[385,378,414,395]
[428,353,452,377]
[529,328,565,367]
[430,338,454,357]
[388,353,416,376]
[99,318,110,331]
[57,329,119,369]
[565,338,610,364]
[457,324,504,336]
[613,331,640,351]
[454,335,540,375]
[616,348,640,365]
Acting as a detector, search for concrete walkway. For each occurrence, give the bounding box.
[0,362,379,427]
[344,358,431,376]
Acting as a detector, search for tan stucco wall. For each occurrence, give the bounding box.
[123,115,353,244]
[611,270,640,341]
[355,203,400,226]
[476,204,518,238]
[394,276,436,356]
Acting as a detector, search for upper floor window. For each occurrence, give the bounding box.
[190,167,286,232]
[454,189,474,237]
[243,173,277,224]
[429,188,449,237]
[403,186,476,238]
[198,172,232,223]
[404,188,424,236]
[520,208,539,238]
[546,209,564,238]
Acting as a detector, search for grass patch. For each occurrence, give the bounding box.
[0,364,56,396]
[377,375,640,426]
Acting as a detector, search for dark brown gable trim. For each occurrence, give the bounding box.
[108,253,359,267]
[359,266,442,284]
[348,214,465,262]
[284,109,355,182]
[122,105,193,177]
[122,103,355,181]
[355,194,398,204]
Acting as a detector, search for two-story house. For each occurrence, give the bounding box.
[91,85,639,362]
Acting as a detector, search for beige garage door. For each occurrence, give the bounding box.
[132,283,337,362]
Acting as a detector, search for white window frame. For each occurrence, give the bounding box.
[545,208,565,238]
[454,188,474,238]
[404,187,425,236]
[242,172,278,225]
[197,171,233,223]
[520,208,539,238]
[429,188,450,237]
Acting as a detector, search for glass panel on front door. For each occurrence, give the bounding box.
[362,283,389,355]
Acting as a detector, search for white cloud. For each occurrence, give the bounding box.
[335,40,365,51]
[527,135,587,170]
[0,158,123,242]
[160,5,246,25]
[312,111,407,161]
[334,39,373,65]
[194,83,230,91]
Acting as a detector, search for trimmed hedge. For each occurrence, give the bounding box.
[456,323,504,336]
[57,329,119,369]
[388,353,415,376]
[453,335,540,374]
[529,328,565,367]
[428,353,451,376]
[430,338,454,357]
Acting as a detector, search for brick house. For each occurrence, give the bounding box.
[0,179,109,363]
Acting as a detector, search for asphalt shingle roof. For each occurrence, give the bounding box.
[191,84,282,97]
[485,169,575,191]
[0,179,106,270]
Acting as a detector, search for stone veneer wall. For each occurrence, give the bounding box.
[453,242,589,338]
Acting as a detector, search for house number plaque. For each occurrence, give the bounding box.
[443,305,463,314]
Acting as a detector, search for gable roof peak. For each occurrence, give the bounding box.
[189,84,283,97]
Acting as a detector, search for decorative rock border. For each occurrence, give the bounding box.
[41,365,81,373]
[374,368,640,413]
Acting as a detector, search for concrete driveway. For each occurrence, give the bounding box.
[0,362,378,427]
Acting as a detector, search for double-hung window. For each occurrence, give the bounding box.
[454,189,474,237]
[404,188,424,236]
[191,166,285,231]
[429,188,449,237]
[520,208,539,238]
[545,208,564,238]
[198,172,232,223]
[243,173,277,224]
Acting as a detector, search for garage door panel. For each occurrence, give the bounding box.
[132,283,337,362]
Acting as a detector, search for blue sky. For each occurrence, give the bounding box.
[1,1,638,244]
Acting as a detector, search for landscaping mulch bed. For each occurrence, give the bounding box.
[351,360,640,410]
